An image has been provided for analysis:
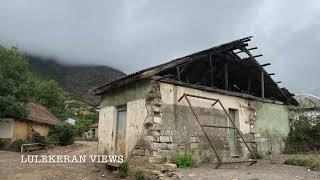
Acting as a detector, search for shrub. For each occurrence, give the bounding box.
[284,158,320,171]
[118,161,129,178]
[285,115,320,153]
[10,139,30,152]
[31,131,49,147]
[249,148,264,159]
[0,139,6,148]
[171,154,194,168]
[135,170,145,180]
[48,122,75,146]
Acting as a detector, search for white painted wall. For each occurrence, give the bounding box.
[160,82,252,134]
[126,99,148,156]
[98,106,116,154]
[98,99,148,157]
[0,118,14,138]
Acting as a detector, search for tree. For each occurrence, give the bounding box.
[75,113,98,136]
[48,122,76,146]
[0,45,34,118]
[0,45,71,120]
[32,79,70,120]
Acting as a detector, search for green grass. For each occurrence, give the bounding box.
[171,154,194,168]
[118,161,129,178]
[284,158,320,171]
[134,170,145,180]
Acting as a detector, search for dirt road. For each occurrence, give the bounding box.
[1,142,320,180]
[0,141,117,180]
[178,160,320,180]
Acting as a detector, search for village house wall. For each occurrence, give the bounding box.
[98,80,151,157]
[0,118,14,140]
[252,101,289,154]
[141,82,254,162]
[11,120,51,142]
[98,79,291,163]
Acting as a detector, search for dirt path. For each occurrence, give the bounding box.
[1,143,320,180]
[0,141,117,180]
[177,160,320,180]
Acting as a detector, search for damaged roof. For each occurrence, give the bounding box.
[24,102,60,125]
[92,36,298,106]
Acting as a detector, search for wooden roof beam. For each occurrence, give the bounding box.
[261,63,271,67]
[235,47,258,54]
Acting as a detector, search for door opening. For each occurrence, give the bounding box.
[228,108,239,156]
[115,105,127,156]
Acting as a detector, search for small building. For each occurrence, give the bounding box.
[90,122,99,139]
[0,102,59,143]
[92,37,298,164]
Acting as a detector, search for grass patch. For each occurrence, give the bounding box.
[134,170,145,180]
[118,161,129,178]
[284,158,320,171]
[171,154,194,168]
[249,151,264,159]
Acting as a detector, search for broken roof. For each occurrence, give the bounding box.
[92,36,298,106]
[24,102,60,125]
[90,122,99,128]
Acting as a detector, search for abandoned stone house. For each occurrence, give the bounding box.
[92,36,298,165]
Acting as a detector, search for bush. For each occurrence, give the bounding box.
[48,123,75,146]
[171,154,194,168]
[10,139,30,152]
[284,158,320,171]
[135,170,145,180]
[285,115,320,153]
[249,148,264,159]
[31,131,53,148]
[0,139,6,148]
[118,161,129,178]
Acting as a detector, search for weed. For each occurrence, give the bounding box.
[171,154,194,168]
[134,170,145,180]
[118,161,129,178]
[249,150,264,159]
[284,158,320,171]
[10,139,31,152]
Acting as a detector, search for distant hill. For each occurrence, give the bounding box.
[294,94,320,109]
[26,55,126,105]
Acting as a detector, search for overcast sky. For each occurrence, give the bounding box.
[0,0,319,95]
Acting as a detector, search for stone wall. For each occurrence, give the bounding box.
[130,81,256,164]
[99,79,290,165]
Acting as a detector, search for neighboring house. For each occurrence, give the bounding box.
[291,94,320,120]
[89,122,99,139]
[0,102,59,143]
[66,118,76,125]
[92,37,298,164]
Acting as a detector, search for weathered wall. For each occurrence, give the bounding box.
[155,82,254,162]
[251,101,289,155]
[98,79,290,164]
[31,123,50,137]
[98,80,151,157]
[12,120,30,142]
[11,120,51,142]
[0,118,14,139]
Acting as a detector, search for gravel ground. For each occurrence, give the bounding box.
[0,141,118,180]
[1,142,320,180]
[177,160,320,180]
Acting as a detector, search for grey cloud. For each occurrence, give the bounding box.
[0,0,319,95]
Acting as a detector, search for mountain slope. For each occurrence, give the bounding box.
[26,55,126,104]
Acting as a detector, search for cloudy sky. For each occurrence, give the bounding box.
[0,0,319,95]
